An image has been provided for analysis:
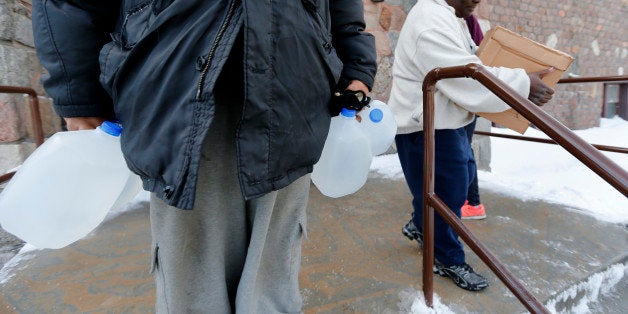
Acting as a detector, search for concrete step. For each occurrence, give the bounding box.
[301,177,627,313]
[0,176,625,313]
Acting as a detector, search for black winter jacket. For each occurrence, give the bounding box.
[33,0,377,210]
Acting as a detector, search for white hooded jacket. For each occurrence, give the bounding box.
[389,0,530,134]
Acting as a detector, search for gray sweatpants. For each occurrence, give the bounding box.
[149,95,309,313]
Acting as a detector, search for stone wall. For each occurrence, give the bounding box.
[0,0,60,176]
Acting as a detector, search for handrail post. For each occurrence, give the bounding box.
[0,85,44,184]
[422,70,438,307]
[0,85,44,146]
[28,93,44,147]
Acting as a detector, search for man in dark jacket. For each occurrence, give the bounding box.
[32,0,376,312]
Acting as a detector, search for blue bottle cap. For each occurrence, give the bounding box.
[100,121,122,137]
[340,108,356,117]
[369,109,384,123]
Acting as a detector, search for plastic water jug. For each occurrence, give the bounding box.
[311,108,373,198]
[110,169,143,212]
[0,121,142,249]
[359,99,397,156]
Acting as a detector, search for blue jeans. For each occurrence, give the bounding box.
[464,117,481,205]
[395,127,476,266]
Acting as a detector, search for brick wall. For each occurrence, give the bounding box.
[475,0,627,129]
[366,0,627,130]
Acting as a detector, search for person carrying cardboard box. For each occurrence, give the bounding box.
[389,0,554,291]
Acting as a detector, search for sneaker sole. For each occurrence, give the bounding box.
[402,228,418,241]
[433,267,488,291]
[433,266,445,276]
[402,228,423,248]
[461,215,487,220]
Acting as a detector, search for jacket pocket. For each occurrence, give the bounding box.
[299,221,308,239]
[99,1,154,99]
[99,39,125,97]
[300,0,342,84]
[301,0,330,43]
[152,0,174,15]
[149,243,159,274]
[120,0,154,49]
[411,106,423,125]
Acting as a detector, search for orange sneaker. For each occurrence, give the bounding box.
[461,201,486,220]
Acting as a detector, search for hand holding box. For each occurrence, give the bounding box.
[475,26,574,133]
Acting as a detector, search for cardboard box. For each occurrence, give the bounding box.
[475,26,574,133]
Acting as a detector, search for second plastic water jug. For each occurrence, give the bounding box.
[0,121,141,249]
[359,100,397,156]
[311,108,373,198]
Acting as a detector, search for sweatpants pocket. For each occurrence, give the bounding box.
[150,244,159,274]
[299,221,308,239]
[151,244,170,313]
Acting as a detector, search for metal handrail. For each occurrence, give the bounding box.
[473,75,628,154]
[421,64,628,313]
[557,75,628,84]
[473,131,628,154]
[0,172,15,183]
[0,85,43,184]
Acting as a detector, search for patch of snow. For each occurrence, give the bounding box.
[545,263,626,314]
[0,244,38,285]
[398,287,457,314]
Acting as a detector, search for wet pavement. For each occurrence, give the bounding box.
[0,175,626,313]
[0,228,23,270]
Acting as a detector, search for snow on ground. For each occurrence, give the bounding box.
[371,116,628,224]
[398,288,457,314]
[397,263,627,314]
[545,263,627,314]
[0,243,36,285]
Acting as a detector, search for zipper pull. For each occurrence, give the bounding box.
[196,55,207,71]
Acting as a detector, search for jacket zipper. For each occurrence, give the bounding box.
[196,0,239,100]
